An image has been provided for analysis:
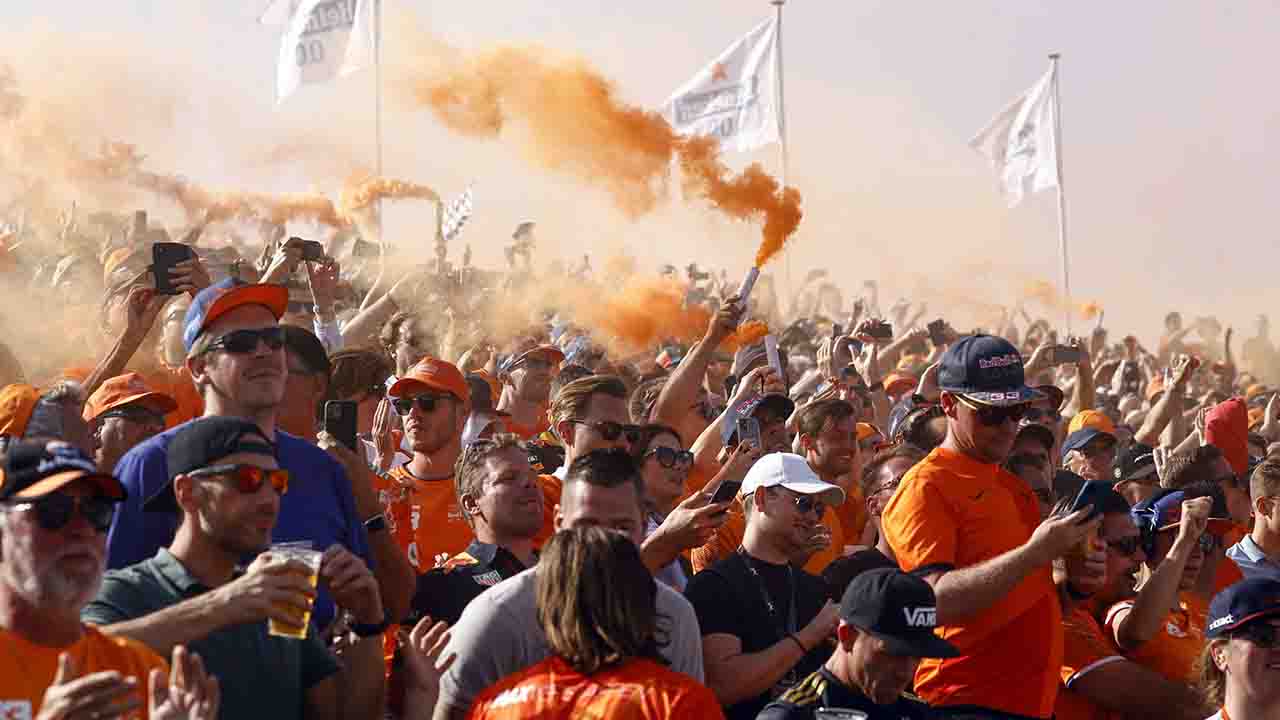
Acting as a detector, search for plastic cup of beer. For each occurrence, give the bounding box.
[267,541,321,639]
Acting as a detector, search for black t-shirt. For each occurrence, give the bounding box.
[757,668,935,720]
[684,551,830,720]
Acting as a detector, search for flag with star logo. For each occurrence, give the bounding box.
[969,63,1060,207]
[661,16,780,153]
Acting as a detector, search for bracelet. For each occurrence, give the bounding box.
[788,633,808,654]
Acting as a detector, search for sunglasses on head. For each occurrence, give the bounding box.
[1106,535,1142,557]
[644,446,694,470]
[187,464,290,496]
[6,493,118,533]
[955,395,1028,425]
[391,393,452,416]
[204,327,286,355]
[1234,622,1280,649]
[569,420,642,444]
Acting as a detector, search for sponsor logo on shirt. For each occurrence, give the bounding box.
[489,686,534,710]
[0,701,33,720]
[904,606,937,628]
[472,570,503,587]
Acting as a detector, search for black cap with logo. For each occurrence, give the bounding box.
[143,417,275,513]
[838,568,959,658]
[938,335,1042,407]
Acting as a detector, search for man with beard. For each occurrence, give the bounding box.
[0,441,220,719]
[495,345,563,441]
[84,417,385,720]
[409,434,544,625]
[105,279,398,632]
[1053,484,1212,720]
[375,357,470,573]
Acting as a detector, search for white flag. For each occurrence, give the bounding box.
[969,64,1060,207]
[442,186,474,242]
[661,17,780,153]
[265,0,374,103]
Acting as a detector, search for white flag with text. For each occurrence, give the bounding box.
[262,0,374,103]
[661,17,780,154]
[969,64,1060,207]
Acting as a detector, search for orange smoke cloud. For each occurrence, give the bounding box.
[339,174,439,219]
[406,43,801,267]
[723,319,770,351]
[577,275,711,355]
[1021,279,1103,322]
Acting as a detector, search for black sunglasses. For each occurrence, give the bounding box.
[644,447,694,470]
[187,464,290,496]
[391,394,452,417]
[6,494,118,533]
[569,420,641,444]
[956,395,1027,426]
[770,488,827,517]
[99,406,167,428]
[1234,622,1280,649]
[1022,407,1062,423]
[1106,535,1142,557]
[204,327,286,355]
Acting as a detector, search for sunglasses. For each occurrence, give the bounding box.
[1022,408,1062,423]
[955,395,1027,426]
[770,488,827,517]
[204,327,286,355]
[1235,623,1280,649]
[644,447,694,470]
[872,474,907,497]
[391,393,452,417]
[99,406,167,428]
[187,464,290,496]
[1106,535,1142,557]
[6,494,118,533]
[569,420,642,444]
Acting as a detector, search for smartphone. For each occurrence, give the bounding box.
[736,416,762,450]
[867,321,893,340]
[927,319,947,345]
[1052,345,1083,364]
[710,480,742,505]
[1069,480,1106,555]
[764,335,782,378]
[323,401,359,452]
[289,237,325,262]
[815,710,868,720]
[151,242,194,295]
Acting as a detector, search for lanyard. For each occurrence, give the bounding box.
[737,547,798,638]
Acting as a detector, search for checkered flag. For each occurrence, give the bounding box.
[442,185,474,241]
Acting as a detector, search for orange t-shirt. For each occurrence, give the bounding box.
[832,483,868,551]
[1055,605,1124,720]
[881,446,1063,719]
[689,499,845,576]
[505,418,550,442]
[1104,593,1204,684]
[375,466,474,573]
[1215,524,1249,595]
[532,474,562,548]
[467,656,725,720]
[0,625,168,720]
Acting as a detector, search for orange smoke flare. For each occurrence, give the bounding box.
[577,276,711,355]
[1020,280,1103,322]
[723,319,770,352]
[339,174,439,220]
[408,43,801,266]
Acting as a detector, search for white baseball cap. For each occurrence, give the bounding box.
[739,452,846,506]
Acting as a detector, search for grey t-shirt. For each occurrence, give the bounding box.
[435,566,705,715]
[82,549,340,720]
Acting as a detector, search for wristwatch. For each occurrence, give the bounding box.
[363,513,388,534]
[350,617,391,638]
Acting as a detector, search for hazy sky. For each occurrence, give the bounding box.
[4,1,1278,340]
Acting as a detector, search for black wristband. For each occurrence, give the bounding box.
[1065,583,1093,601]
[351,618,391,638]
[788,633,808,654]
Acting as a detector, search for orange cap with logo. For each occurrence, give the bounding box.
[0,384,39,438]
[1068,409,1116,437]
[83,373,179,423]
[388,357,469,402]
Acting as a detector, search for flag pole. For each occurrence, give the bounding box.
[1049,52,1070,336]
[374,0,385,244]
[771,0,793,300]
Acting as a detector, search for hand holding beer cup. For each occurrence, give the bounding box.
[319,544,384,628]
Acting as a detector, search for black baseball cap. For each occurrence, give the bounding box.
[144,417,276,513]
[1207,578,1280,638]
[938,335,1042,407]
[0,441,125,502]
[1113,443,1157,485]
[839,568,959,658]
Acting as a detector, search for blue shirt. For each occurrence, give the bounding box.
[107,422,372,629]
[1226,534,1280,581]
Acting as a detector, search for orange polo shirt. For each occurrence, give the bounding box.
[1104,593,1204,684]
[0,625,168,720]
[1055,605,1124,720]
[375,465,473,572]
[882,446,1063,718]
[467,655,724,720]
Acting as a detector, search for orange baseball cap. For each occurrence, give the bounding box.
[1249,407,1265,430]
[1068,409,1116,437]
[856,422,880,442]
[388,357,469,402]
[83,373,178,423]
[882,373,917,397]
[0,384,40,438]
[183,279,289,353]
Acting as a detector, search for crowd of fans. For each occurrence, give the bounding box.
[3,205,1280,720]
